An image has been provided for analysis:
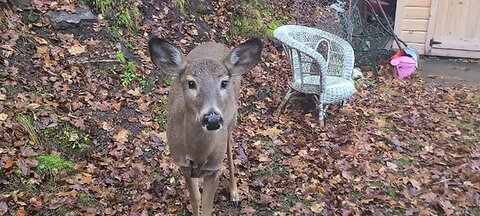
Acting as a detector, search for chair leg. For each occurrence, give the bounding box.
[318,103,325,127]
[275,88,294,116]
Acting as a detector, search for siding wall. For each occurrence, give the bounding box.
[393,0,432,54]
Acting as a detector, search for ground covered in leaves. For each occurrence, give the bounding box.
[1,0,479,215]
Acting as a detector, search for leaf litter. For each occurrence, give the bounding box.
[0,0,479,215]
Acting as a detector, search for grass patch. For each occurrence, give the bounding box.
[151,96,168,131]
[349,190,362,200]
[386,187,400,200]
[110,51,137,87]
[77,191,97,207]
[40,123,93,160]
[370,181,383,188]
[381,86,399,96]
[91,0,142,31]
[379,127,391,132]
[35,155,75,176]
[399,156,420,166]
[16,114,41,145]
[107,26,133,49]
[163,76,173,86]
[171,0,187,12]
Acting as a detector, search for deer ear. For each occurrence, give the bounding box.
[224,38,262,76]
[148,37,187,76]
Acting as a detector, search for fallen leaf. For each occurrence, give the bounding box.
[386,161,398,171]
[127,88,142,96]
[258,154,270,162]
[15,208,26,216]
[0,202,7,215]
[114,129,129,144]
[0,93,5,100]
[409,178,421,190]
[101,121,114,132]
[260,127,282,139]
[0,113,8,121]
[33,36,48,45]
[310,202,324,213]
[68,44,86,55]
[438,199,454,216]
[27,103,41,110]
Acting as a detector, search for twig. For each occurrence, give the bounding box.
[434,178,451,185]
[67,59,121,65]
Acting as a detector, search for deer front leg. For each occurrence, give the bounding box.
[180,166,201,216]
[201,169,221,216]
[227,133,240,206]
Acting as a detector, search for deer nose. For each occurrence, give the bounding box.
[202,112,223,131]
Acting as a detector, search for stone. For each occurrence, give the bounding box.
[9,0,31,9]
[45,7,97,29]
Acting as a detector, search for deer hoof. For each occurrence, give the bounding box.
[232,200,240,207]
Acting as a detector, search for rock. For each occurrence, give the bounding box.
[45,7,97,29]
[9,0,31,9]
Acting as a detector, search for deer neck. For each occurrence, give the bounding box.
[182,111,228,166]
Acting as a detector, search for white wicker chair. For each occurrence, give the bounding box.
[274,25,356,126]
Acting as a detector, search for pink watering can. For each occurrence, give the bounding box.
[390,56,416,80]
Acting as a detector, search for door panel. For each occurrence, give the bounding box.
[428,0,480,53]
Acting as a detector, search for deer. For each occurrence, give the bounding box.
[148,37,262,216]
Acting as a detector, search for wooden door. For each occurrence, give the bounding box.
[425,0,480,58]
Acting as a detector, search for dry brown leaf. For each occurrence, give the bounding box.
[260,127,282,139]
[0,93,6,101]
[68,44,86,55]
[33,36,48,45]
[0,201,7,215]
[438,199,454,216]
[15,208,26,216]
[101,121,114,132]
[409,178,421,190]
[386,161,398,171]
[310,202,324,213]
[127,88,142,96]
[0,113,8,121]
[114,129,129,144]
[258,154,270,162]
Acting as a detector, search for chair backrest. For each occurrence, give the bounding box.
[274,25,355,83]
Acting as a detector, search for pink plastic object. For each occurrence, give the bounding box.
[390,56,416,80]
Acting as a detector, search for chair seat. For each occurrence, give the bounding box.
[291,75,356,104]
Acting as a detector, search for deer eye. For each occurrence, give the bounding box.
[187,80,196,89]
[221,80,228,89]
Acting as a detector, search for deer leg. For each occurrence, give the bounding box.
[201,169,221,216]
[275,88,294,116]
[227,133,240,207]
[180,166,200,216]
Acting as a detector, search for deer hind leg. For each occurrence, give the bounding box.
[227,133,240,206]
[180,166,201,216]
[201,169,221,216]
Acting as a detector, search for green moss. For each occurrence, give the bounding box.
[35,155,74,175]
[232,2,283,39]
[172,0,187,12]
[381,86,399,96]
[370,181,383,188]
[349,190,362,200]
[77,191,97,207]
[399,156,420,166]
[387,187,400,200]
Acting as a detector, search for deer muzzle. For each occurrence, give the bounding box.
[202,112,223,131]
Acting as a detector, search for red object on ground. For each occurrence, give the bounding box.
[391,50,405,60]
